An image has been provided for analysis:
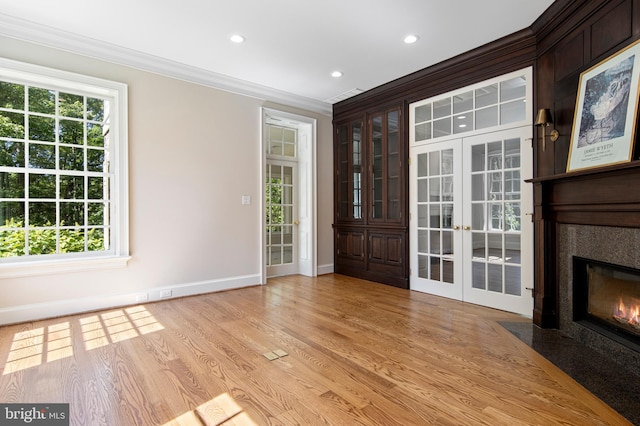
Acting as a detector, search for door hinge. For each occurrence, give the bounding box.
[408,157,412,166]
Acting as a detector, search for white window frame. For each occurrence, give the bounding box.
[0,58,129,278]
[410,68,532,145]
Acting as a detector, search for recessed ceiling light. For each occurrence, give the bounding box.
[230,34,245,43]
[331,71,343,78]
[403,34,419,44]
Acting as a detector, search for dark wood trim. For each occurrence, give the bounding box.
[533,0,610,56]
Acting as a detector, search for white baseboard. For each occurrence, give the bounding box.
[317,263,334,275]
[0,274,261,326]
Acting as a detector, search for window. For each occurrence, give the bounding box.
[411,71,529,143]
[266,124,296,158]
[0,59,129,277]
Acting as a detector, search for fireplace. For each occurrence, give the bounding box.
[573,257,640,350]
[531,164,640,376]
[557,224,640,377]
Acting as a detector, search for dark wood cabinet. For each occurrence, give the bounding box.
[333,106,409,288]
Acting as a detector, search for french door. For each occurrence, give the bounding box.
[266,160,297,277]
[410,126,533,316]
[410,138,463,300]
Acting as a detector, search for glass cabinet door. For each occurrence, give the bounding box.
[370,107,403,223]
[336,119,363,222]
[371,115,383,219]
[387,110,401,220]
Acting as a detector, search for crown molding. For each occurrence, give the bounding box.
[0,13,332,116]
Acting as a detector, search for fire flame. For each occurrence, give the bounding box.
[613,298,640,330]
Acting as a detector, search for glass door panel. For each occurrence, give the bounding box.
[337,123,350,219]
[370,107,403,223]
[463,127,532,316]
[266,162,297,277]
[336,120,363,222]
[387,110,401,220]
[371,115,383,219]
[352,122,362,220]
[410,139,463,300]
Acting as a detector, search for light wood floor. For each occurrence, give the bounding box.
[0,274,631,425]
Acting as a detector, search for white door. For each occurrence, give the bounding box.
[266,160,297,277]
[410,126,533,316]
[410,138,463,299]
[462,127,533,316]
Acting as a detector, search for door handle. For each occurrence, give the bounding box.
[293,221,299,225]
[463,226,471,231]
[453,225,460,230]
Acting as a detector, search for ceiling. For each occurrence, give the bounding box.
[0,1,555,114]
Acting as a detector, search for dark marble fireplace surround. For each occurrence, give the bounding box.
[558,224,640,376]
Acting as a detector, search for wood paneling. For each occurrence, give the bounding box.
[335,227,408,288]
[554,32,585,82]
[531,0,640,327]
[536,0,640,175]
[0,275,631,425]
[591,0,633,59]
[368,233,403,265]
[336,229,365,260]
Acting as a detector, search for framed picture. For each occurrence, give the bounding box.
[567,39,640,172]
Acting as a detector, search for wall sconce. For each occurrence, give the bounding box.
[535,108,559,151]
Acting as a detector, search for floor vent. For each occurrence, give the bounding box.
[263,349,289,360]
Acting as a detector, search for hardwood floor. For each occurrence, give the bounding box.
[0,274,631,425]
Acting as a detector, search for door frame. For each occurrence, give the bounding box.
[260,108,317,284]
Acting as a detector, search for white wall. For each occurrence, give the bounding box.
[0,36,334,324]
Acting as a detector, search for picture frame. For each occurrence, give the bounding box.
[566,39,640,172]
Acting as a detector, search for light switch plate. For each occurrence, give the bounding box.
[241,195,251,205]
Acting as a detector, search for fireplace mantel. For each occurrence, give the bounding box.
[529,160,640,228]
[529,161,640,328]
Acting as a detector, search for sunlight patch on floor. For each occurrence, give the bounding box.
[2,306,164,374]
[161,392,258,426]
[81,305,164,350]
[3,322,73,374]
